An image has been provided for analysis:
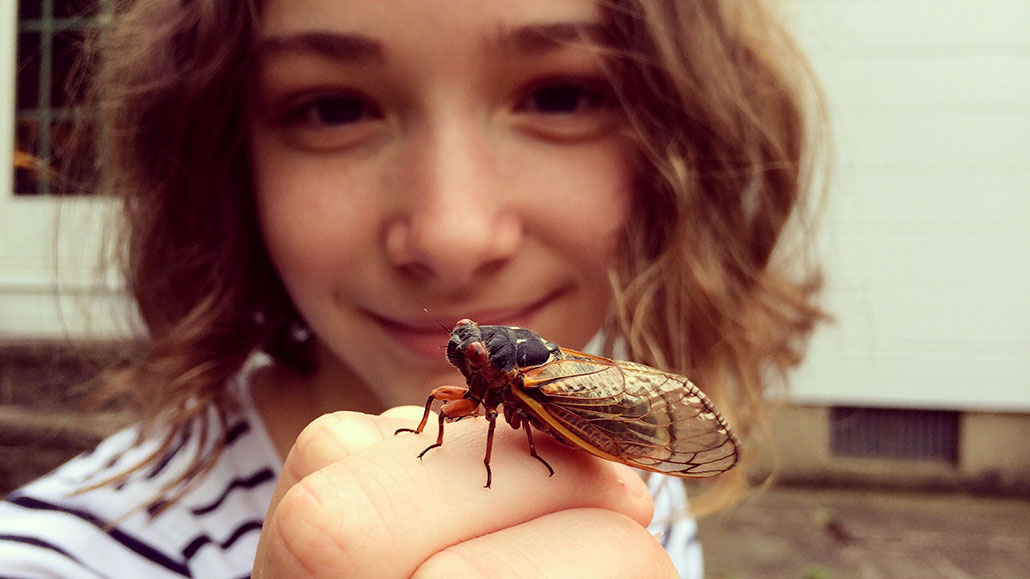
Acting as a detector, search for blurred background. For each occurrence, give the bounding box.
[2,1,1028,577]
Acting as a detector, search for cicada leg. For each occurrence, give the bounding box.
[394,393,438,436]
[508,408,555,478]
[482,408,555,488]
[415,410,448,459]
[397,387,481,465]
[521,420,555,478]
[395,386,469,436]
[482,407,498,488]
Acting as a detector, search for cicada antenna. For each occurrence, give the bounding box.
[423,307,452,335]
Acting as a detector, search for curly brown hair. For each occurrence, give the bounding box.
[599,0,827,507]
[86,0,826,510]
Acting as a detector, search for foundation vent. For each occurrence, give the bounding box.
[829,406,959,462]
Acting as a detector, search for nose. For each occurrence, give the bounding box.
[385,118,522,286]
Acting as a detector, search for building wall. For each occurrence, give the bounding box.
[787,0,1030,410]
[751,405,1030,493]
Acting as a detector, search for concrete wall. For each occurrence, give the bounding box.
[0,342,131,495]
[751,405,1030,494]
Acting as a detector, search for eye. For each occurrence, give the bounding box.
[281,93,382,128]
[263,91,386,151]
[519,80,611,115]
[513,78,619,141]
[466,342,489,367]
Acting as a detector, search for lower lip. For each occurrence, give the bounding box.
[374,296,558,362]
[378,323,455,362]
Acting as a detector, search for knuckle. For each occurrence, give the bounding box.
[287,411,386,473]
[266,481,350,577]
[273,461,405,576]
[301,411,381,451]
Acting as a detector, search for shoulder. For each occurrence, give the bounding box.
[0,386,281,578]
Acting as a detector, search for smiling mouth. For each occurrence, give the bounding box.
[369,287,570,359]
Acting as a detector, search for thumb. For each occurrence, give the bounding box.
[268,408,434,512]
[380,404,433,422]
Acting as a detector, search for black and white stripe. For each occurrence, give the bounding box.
[0,375,280,578]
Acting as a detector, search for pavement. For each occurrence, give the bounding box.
[696,485,1030,579]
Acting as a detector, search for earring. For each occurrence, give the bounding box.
[288,318,313,345]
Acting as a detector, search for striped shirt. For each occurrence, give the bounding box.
[0,373,702,578]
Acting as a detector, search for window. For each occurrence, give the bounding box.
[15,0,107,196]
[2,1,125,340]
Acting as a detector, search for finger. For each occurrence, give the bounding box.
[275,407,434,494]
[272,412,390,497]
[380,404,431,421]
[264,410,424,522]
[255,410,427,578]
[414,508,678,578]
[261,416,654,577]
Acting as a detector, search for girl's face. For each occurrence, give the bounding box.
[250,0,635,407]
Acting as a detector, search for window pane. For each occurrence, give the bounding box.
[14,0,105,196]
[55,0,100,19]
[17,0,42,20]
[52,29,87,109]
[15,30,40,111]
[14,119,43,196]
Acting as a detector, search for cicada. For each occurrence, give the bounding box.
[396,319,740,487]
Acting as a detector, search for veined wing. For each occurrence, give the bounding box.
[515,351,739,477]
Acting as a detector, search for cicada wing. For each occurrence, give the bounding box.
[517,352,739,477]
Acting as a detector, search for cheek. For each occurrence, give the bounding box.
[250,144,380,295]
[525,142,635,262]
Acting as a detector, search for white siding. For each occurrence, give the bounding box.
[788,0,1030,409]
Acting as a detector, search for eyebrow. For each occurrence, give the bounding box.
[495,21,609,54]
[255,21,607,64]
[257,32,383,63]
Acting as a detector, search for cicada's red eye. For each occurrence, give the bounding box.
[455,318,474,328]
[466,341,488,367]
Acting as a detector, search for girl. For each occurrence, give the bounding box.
[0,0,825,577]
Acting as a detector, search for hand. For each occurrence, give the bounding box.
[252,406,677,577]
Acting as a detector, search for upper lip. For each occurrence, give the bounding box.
[370,287,567,333]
